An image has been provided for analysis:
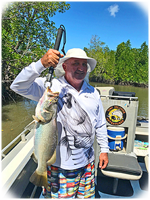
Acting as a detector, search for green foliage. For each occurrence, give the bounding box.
[115,40,148,84]
[2,2,70,81]
[84,36,107,82]
[85,36,148,85]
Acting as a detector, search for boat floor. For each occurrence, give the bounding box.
[39,162,148,199]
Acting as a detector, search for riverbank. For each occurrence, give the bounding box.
[89,78,148,88]
[2,82,24,105]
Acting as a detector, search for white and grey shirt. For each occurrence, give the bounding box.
[10,59,109,170]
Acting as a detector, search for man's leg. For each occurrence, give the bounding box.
[76,161,95,198]
[45,166,82,198]
[45,161,95,198]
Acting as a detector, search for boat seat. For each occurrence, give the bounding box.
[95,87,115,96]
[144,154,149,172]
[101,152,142,180]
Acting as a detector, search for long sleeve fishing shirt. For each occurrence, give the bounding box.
[10,59,109,170]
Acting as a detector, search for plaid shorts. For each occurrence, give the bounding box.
[44,161,95,198]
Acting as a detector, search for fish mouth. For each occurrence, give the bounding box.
[45,87,59,104]
[47,87,59,97]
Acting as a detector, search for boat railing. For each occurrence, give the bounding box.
[100,94,138,101]
[1,120,35,158]
[2,120,35,197]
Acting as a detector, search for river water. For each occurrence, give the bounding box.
[2,83,148,150]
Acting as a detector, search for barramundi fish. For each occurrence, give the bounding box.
[30,87,59,188]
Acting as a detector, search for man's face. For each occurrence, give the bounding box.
[62,58,87,84]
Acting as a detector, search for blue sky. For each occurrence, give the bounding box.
[51,1,148,52]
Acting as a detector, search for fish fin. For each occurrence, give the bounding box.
[31,153,38,163]
[32,115,40,122]
[30,170,48,188]
[43,109,50,113]
[47,150,56,166]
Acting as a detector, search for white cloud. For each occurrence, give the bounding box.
[108,4,119,17]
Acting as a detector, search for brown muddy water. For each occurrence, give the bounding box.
[2,83,148,150]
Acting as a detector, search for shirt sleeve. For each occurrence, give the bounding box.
[10,59,46,102]
[95,97,109,153]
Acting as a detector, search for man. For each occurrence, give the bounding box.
[10,48,109,198]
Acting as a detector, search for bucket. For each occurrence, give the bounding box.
[107,127,126,150]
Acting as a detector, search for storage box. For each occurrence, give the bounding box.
[107,127,126,150]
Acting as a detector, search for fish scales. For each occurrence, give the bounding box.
[30,87,59,188]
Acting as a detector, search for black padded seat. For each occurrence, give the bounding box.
[103,153,142,176]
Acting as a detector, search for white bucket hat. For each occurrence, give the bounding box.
[55,48,97,78]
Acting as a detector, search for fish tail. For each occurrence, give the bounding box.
[30,170,48,188]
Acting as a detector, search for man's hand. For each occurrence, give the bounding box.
[41,49,64,68]
[99,153,109,169]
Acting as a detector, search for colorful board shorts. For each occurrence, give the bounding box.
[44,161,95,198]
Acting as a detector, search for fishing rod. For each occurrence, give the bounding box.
[45,25,66,87]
